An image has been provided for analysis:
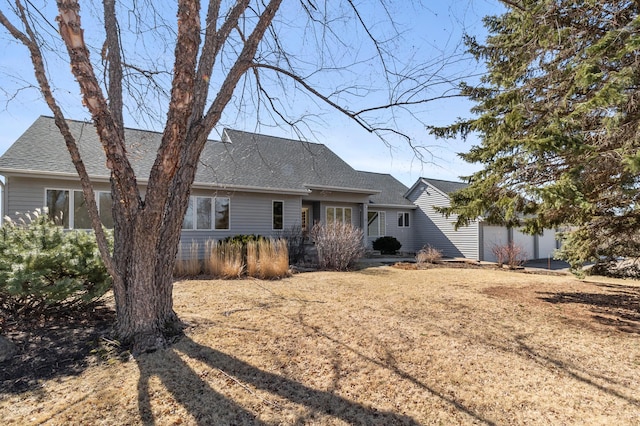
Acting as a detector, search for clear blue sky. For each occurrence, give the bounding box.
[0,0,504,187]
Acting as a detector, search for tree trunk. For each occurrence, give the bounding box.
[112,214,184,355]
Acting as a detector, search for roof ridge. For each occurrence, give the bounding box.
[223,128,325,147]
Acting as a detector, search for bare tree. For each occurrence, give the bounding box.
[0,0,464,354]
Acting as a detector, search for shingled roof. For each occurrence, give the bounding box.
[420,177,468,195]
[357,171,415,207]
[0,116,380,194]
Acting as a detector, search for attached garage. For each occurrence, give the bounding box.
[481,225,509,262]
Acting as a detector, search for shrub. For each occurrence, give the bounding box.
[590,258,640,279]
[372,236,402,255]
[0,209,111,316]
[416,245,442,264]
[222,234,263,245]
[311,222,365,271]
[492,242,527,269]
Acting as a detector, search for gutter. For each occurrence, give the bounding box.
[369,203,418,209]
[305,184,381,195]
[0,169,311,196]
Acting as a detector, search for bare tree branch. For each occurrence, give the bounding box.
[0,2,117,283]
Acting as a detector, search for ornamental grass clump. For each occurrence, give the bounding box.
[204,240,244,279]
[0,209,111,316]
[256,238,290,279]
[416,245,443,264]
[174,241,202,277]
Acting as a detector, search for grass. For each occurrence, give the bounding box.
[2,266,640,425]
[175,241,202,276]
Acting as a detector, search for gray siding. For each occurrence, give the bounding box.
[408,183,479,259]
[178,191,302,256]
[366,207,416,254]
[4,176,112,222]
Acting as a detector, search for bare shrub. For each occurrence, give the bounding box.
[311,222,365,271]
[416,245,442,264]
[492,242,527,269]
[174,241,201,277]
[257,238,290,279]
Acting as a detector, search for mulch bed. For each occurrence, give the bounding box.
[0,304,116,394]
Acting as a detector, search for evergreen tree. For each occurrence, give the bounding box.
[431,0,640,271]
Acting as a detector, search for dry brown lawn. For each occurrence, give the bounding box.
[2,266,640,425]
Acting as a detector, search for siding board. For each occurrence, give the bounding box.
[407,182,479,259]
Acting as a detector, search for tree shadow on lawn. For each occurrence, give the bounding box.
[293,315,498,426]
[0,304,116,394]
[511,335,640,408]
[537,282,640,334]
[136,335,421,425]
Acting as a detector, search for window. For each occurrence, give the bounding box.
[197,197,212,229]
[183,196,229,230]
[74,190,91,229]
[273,201,283,230]
[99,192,114,229]
[398,212,410,228]
[45,189,113,229]
[367,211,386,237]
[215,197,230,230]
[326,206,352,225]
[46,189,69,228]
[182,197,195,230]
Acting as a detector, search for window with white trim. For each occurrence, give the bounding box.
[182,196,229,230]
[215,197,230,230]
[273,200,283,230]
[397,212,410,228]
[367,211,386,237]
[45,189,113,229]
[326,206,352,225]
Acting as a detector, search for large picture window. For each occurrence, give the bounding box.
[45,189,113,229]
[326,206,352,225]
[183,196,230,230]
[367,211,386,237]
[273,201,283,230]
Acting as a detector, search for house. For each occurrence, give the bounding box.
[0,116,559,261]
[0,116,416,255]
[407,177,560,262]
